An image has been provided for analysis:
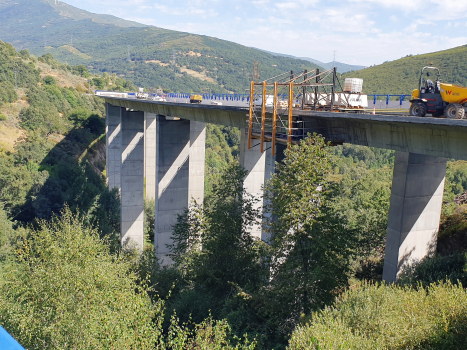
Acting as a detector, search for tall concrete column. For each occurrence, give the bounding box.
[121,110,145,250]
[144,112,157,200]
[240,129,277,241]
[189,121,206,204]
[382,151,447,282]
[262,141,277,243]
[105,103,122,191]
[155,117,206,262]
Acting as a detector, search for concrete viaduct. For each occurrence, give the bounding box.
[103,97,467,282]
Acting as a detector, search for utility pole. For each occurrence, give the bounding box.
[14,70,18,89]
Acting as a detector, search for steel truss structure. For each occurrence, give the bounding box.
[247,67,353,156]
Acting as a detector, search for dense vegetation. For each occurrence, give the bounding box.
[289,282,467,349]
[3,29,467,348]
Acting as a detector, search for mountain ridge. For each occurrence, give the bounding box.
[0,0,325,93]
[2,0,467,96]
[256,49,365,73]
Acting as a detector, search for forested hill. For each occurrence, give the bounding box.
[342,45,467,95]
[0,0,322,93]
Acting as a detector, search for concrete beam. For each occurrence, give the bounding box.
[299,113,467,160]
[103,98,247,128]
[103,98,467,160]
[382,151,447,282]
[105,103,122,191]
[121,110,145,250]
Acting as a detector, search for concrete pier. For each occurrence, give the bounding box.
[240,129,282,241]
[382,151,447,282]
[155,117,206,262]
[105,103,122,191]
[120,110,145,249]
[103,97,467,280]
[144,112,157,200]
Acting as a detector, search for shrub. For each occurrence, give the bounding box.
[398,253,467,287]
[0,208,164,349]
[91,77,104,89]
[38,52,55,65]
[0,81,17,103]
[73,64,90,78]
[67,107,92,125]
[0,111,6,121]
[18,49,30,59]
[288,282,467,349]
[43,75,56,85]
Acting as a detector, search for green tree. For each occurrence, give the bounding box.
[170,163,267,298]
[18,49,30,59]
[73,64,90,78]
[0,208,164,349]
[0,81,17,103]
[43,75,56,85]
[263,134,355,326]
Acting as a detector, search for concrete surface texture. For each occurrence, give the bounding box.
[120,110,145,250]
[261,141,279,243]
[104,97,467,160]
[105,99,458,280]
[105,103,122,191]
[239,129,273,241]
[300,112,467,160]
[144,112,157,200]
[382,151,447,282]
[154,117,206,263]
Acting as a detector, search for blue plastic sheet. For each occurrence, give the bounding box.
[0,326,25,350]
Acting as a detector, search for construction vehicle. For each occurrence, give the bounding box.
[410,66,467,119]
[189,94,202,104]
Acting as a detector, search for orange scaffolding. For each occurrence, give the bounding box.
[247,67,349,156]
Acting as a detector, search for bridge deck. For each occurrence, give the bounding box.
[103,97,467,160]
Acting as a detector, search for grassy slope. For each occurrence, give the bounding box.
[343,45,467,95]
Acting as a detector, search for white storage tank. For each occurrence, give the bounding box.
[344,78,363,93]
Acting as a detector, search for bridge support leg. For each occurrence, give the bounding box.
[105,103,122,191]
[382,151,447,282]
[261,141,280,242]
[240,129,283,241]
[144,112,157,200]
[121,110,145,250]
[155,117,205,263]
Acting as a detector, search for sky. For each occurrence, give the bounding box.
[61,0,467,67]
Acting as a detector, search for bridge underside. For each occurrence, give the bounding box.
[105,99,458,280]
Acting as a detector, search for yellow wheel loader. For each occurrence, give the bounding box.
[410,66,467,119]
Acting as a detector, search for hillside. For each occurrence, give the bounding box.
[0,0,324,93]
[258,49,365,73]
[302,57,365,74]
[342,45,467,95]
